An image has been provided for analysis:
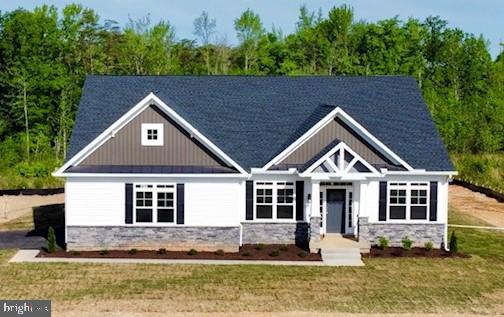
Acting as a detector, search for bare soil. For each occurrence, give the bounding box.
[362,246,469,258]
[0,193,64,224]
[38,244,322,261]
[449,184,504,227]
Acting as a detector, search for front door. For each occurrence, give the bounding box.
[326,189,346,233]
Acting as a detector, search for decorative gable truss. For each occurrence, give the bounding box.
[300,142,381,179]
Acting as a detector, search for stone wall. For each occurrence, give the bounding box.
[358,217,445,248]
[66,226,240,252]
[241,222,309,245]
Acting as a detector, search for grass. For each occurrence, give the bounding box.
[0,209,503,314]
[452,152,504,194]
[448,207,494,227]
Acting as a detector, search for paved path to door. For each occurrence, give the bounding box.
[0,230,47,249]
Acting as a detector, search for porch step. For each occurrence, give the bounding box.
[321,248,364,266]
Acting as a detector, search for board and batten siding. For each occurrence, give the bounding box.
[279,118,392,167]
[80,105,226,167]
[65,178,245,227]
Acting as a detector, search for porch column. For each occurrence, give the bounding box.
[309,181,321,250]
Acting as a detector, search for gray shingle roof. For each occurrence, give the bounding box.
[68,75,454,171]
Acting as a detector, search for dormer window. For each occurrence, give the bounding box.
[141,123,164,146]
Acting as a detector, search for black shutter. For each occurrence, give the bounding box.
[125,183,133,224]
[378,181,387,221]
[177,183,185,224]
[245,180,254,220]
[429,181,438,221]
[296,181,304,221]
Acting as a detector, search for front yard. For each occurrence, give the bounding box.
[1,207,504,315]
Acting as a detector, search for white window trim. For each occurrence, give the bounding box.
[386,182,430,222]
[133,183,177,225]
[141,123,164,146]
[253,181,297,222]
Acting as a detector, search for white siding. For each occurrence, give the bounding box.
[65,177,245,227]
[357,175,450,224]
[66,180,125,226]
[185,181,243,226]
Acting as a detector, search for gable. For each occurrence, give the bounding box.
[275,117,401,171]
[79,105,231,168]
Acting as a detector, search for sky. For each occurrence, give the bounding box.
[2,0,503,58]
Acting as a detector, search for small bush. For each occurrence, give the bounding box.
[255,243,265,250]
[424,241,434,251]
[128,248,137,255]
[187,249,198,256]
[214,249,225,256]
[99,249,109,256]
[269,250,280,257]
[298,251,308,258]
[71,251,81,256]
[47,226,57,253]
[401,236,413,251]
[242,251,251,256]
[279,244,288,252]
[449,231,458,254]
[157,248,167,255]
[378,236,389,250]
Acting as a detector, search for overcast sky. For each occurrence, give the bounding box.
[2,0,503,58]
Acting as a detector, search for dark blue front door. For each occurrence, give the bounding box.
[326,189,345,233]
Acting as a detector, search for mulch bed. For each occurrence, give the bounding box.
[362,246,470,258]
[37,244,322,261]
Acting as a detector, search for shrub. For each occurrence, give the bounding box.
[269,250,280,257]
[279,244,288,252]
[214,249,225,256]
[449,231,458,254]
[157,248,167,255]
[47,226,57,253]
[401,236,413,251]
[424,241,434,251]
[378,236,389,250]
[128,248,137,255]
[242,251,251,256]
[298,251,308,258]
[99,249,109,256]
[255,243,265,250]
[187,249,198,256]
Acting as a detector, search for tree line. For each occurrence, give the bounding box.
[0,4,502,178]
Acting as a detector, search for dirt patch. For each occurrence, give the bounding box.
[362,246,469,258]
[449,185,504,227]
[0,193,64,224]
[38,244,321,261]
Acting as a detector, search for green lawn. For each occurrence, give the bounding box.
[0,209,503,315]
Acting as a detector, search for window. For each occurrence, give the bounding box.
[255,182,295,220]
[277,183,294,219]
[319,191,324,228]
[388,182,429,221]
[134,184,176,223]
[348,191,353,227]
[141,123,164,146]
[410,184,428,220]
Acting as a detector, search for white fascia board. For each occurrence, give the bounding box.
[55,173,249,178]
[54,92,248,177]
[302,142,343,175]
[249,168,298,175]
[382,170,458,176]
[262,106,414,171]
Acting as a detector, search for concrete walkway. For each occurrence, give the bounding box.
[9,249,365,266]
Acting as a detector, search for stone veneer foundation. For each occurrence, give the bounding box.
[241,222,309,245]
[66,226,240,252]
[358,217,445,248]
